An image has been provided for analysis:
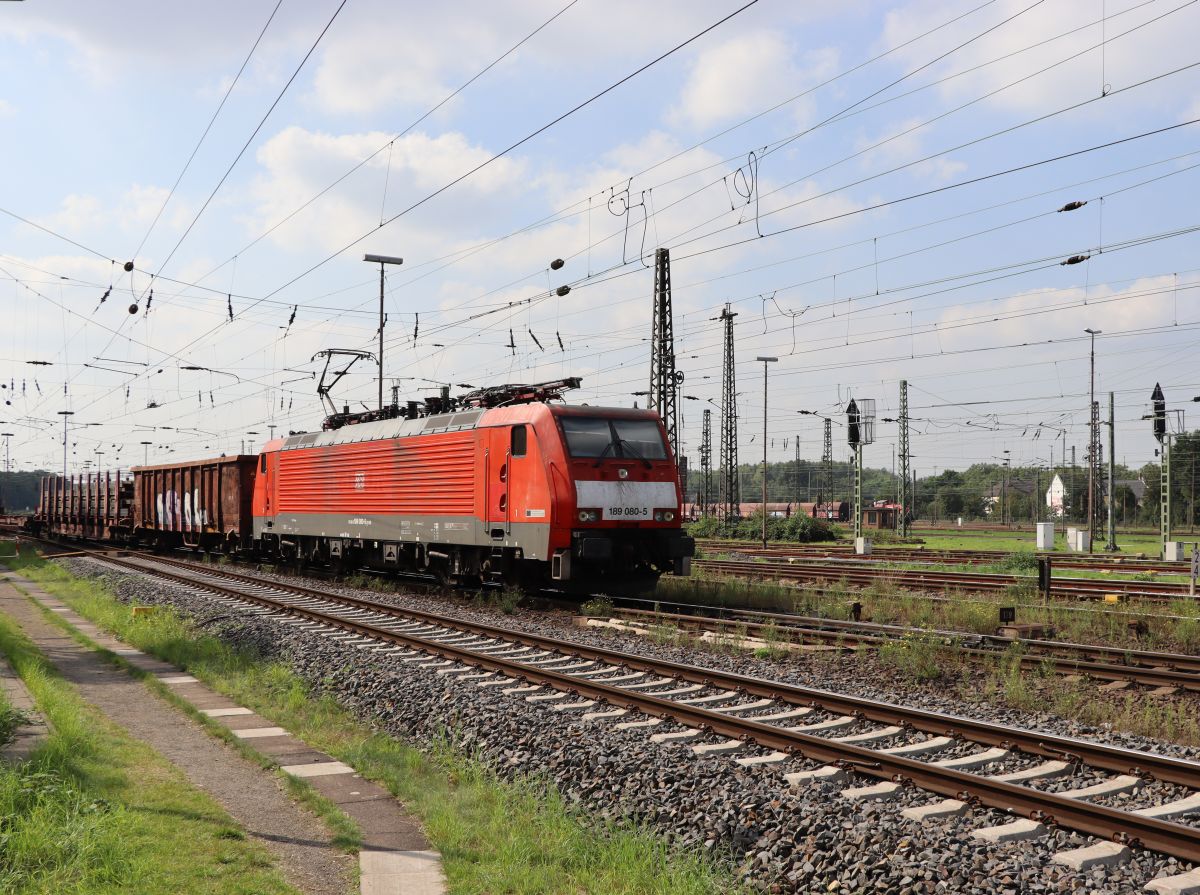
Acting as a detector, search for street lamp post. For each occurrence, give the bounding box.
[140,441,153,466]
[364,253,404,410]
[0,432,11,513]
[57,411,74,479]
[1085,327,1101,553]
[756,356,778,548]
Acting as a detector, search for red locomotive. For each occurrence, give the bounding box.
[28,379,694,589]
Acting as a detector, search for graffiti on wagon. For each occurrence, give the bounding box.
[155,489,210,528]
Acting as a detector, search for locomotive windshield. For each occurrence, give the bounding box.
[561,417,668,460]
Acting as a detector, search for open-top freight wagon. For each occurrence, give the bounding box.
[28,456,257,551]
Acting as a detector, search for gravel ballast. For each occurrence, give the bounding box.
[55,558,1200,894]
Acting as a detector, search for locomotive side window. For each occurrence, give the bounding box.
[260,454,267,473]
[511,425,527,458]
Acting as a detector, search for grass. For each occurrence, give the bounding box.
[0,607,302,895]
[6,549,746,895]
[876,631,952,682]
[902,528,1171,554]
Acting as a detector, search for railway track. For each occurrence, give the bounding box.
[599,600,1200,692]
[75,549,1200,864]
[697,539,1192,575]
[695,557,1198,603]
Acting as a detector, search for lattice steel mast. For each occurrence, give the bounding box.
[820,418,832,506]
[718,303,739,521]
[899,379,911,537]
[700,408,713,516]
[648,248,679,458]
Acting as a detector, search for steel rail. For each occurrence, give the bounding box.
[88,551,1200,863]
[101,552,1200,788]
[695,558,1195,602]
[696,539,1190,573]
[607,606,1200,691]
[608,597,1200,673]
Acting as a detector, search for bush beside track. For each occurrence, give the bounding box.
[688,510,839,543]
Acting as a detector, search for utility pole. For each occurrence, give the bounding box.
[898,379,910,538]
[57,410,74,479]
[794,438,801,505]
[1070,445,1076,524]
[756,356,777,547]
[364,253,403,410]
[648,248,680,461]
[1085,328,1101,553]
[699,408,712,516]
[717,303,739,523]
[1106,391,1116,551]
[0,432,11,514]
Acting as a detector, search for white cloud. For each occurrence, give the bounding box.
[670,32,839,131]
[879,0,1200,115]
[0,99,13,117]
[246,126,525,255]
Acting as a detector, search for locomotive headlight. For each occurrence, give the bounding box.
[578,509,600,523]
[653,509,676,522]
[664,510,675,522]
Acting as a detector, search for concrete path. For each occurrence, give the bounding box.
[0,648,49,762]
[0,569,446,895]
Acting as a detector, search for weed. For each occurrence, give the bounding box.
[579,597,614,618]
[0,704,32,746]
[877,631,947,682]
[997,550,1038,573]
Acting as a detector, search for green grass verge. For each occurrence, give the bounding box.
[0,606,301,894]
[6,551,745,895]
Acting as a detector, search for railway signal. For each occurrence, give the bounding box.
[846,397,875,549]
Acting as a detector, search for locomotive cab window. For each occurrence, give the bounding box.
[561,416,668,460]
[260,454,267,473]
[511,425,527,458]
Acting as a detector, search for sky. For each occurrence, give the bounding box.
[2,0,1199,482]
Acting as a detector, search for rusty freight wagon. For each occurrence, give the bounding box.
[29,472,133,540]
[131,455,257,551]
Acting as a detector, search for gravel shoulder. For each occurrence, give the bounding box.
[59,558,1200,895]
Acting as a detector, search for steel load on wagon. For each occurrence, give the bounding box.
[132,455,257,550]
[32,472,132,540]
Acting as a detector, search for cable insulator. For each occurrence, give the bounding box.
[550,259,564,270]
[123,260,134,272]
[1057,200,1087,212]
[1060,254,1091,265]
[128,303,139,315]
[556,285,570,297]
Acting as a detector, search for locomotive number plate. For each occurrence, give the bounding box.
[574,480,677,522]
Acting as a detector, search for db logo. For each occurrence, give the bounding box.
[354,472,366,491]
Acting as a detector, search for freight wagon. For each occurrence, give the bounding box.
[27,472,133,541]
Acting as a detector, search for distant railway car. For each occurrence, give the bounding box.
[253,398,693,588]
[28,472,133,541]
[131,455,258,551]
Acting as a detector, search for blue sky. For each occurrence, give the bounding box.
[2,0,1199,479]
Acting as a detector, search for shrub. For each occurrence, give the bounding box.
[998,550,1038,573]
[579,597,614,618]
